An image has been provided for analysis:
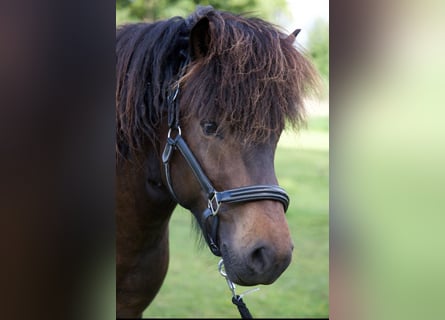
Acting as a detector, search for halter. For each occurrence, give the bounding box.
[162,53,290,257]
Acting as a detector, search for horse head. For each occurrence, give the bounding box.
[158,8,317,286]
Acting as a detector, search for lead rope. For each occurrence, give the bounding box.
[218,259,260,319]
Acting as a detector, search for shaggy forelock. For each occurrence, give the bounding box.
[115,8,319,161]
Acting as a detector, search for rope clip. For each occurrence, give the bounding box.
[218,259,260,300]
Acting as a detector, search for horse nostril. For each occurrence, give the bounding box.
[247,243,293,276]
[249,245,270,273]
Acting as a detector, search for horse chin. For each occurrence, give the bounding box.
[220,243,291,286]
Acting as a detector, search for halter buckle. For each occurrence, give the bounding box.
[168,84,180,104]
[208,192,221,216]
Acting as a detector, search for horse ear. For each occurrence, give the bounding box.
[190,17,211,59]
[292,29,301,38]
[286,28,301,42]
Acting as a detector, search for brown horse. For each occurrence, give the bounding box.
[116,6,318,318]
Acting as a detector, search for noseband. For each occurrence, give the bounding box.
[162,54,290,256]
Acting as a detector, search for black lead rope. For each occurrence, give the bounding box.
[232,295,253,319]
[218,260,259,319]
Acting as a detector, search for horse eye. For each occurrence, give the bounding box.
[201,121,218,136]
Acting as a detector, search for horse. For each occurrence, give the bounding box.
[116,6,318,318]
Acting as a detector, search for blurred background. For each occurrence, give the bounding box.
[117,0,329,318]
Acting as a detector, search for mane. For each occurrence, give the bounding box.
[116,17,189,161]
[116,7,319,162]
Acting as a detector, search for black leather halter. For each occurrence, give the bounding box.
[162,56,290,256]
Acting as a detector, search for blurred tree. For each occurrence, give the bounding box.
[116,0,289,26]
[306,17,329,80]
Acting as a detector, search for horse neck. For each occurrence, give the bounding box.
[116,145,177,246]
[116,141,178,315]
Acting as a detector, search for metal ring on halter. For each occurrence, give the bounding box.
[167,126,182,139]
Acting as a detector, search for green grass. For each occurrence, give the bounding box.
[143,115,329,318]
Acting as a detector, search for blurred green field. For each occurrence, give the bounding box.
[143,115,329,318]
